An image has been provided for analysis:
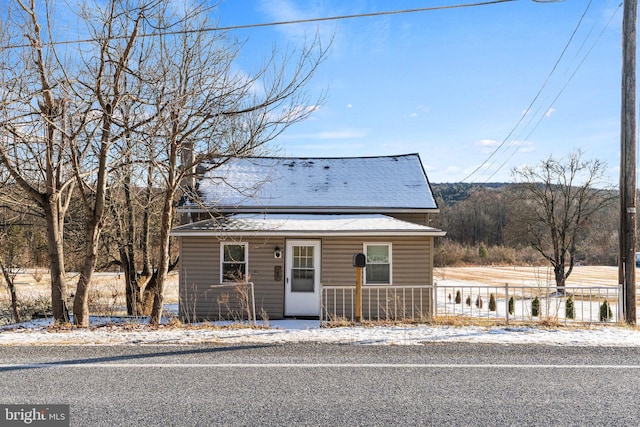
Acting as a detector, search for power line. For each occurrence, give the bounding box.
[2,0,516,50]
[459,0,595,182]
[461,0,621,183]
[482,2,621,183]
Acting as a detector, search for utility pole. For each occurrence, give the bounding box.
[620,0,637,325]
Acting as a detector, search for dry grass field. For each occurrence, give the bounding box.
[435,265,620,287]
[0,271,179,322]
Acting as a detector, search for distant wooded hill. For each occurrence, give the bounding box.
[431,182,512,206]
[429,183,618,266]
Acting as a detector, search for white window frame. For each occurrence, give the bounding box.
[363,242,392,285]
[220,242,249,283]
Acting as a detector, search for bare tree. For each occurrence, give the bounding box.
[511,151,614,289]
[0,0,159,325]
[68,0,158,326]
[142,4,328,324]
[0,1,83,323]
[0,0,326,326]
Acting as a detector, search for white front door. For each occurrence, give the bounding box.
[285,240,321,316]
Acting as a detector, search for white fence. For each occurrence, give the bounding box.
[321,283,622,324]
[435,283,622,324]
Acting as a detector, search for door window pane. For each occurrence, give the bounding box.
[291,245,315,292]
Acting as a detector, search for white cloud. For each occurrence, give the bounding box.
[510,140,536,153]
[409,105,429,117]
[346,104,352,108]
[545,107,556,118]
[477,139,498,147]
[258,0,335,45]
[476,139,498,154]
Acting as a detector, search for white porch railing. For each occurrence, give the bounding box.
[320,285,433,323]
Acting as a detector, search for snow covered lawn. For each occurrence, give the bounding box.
[2,314,640,347]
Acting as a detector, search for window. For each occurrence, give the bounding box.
[364,243,391,285]
[221,243,248,282]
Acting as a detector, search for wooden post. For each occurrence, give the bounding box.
[353,252,366,323]
[620,0,637,325]
[355,266,362,323]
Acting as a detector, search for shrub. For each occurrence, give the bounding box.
[489,294,496,312]
[478,244,488,261]
[508,296,514,315]
[565,295,575,320]
[465,295,471,306]
[475,296,483,309]
[531,296,540,317]
[599,300,612,322]
[455,290,462,304]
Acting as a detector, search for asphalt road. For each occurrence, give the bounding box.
[1,343,639,426]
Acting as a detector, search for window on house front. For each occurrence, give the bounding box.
[221,243,247,282]
[364,243,391,285]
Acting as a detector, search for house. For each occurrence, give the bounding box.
[171,153,445,321]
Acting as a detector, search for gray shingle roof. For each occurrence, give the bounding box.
[189,154,438,213]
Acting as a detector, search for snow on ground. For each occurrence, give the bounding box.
[2,310,640,347]
[1,269,638,347]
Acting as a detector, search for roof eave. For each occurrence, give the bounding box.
[177,206,440,214]
[171,230,447,237]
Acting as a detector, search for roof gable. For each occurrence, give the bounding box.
[191,154,438,212]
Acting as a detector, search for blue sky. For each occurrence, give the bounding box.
[214,0,624,184]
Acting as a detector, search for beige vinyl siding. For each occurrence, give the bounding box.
[179,236,285,321]
[387,213,429,226]
[320,236,433,287]
[179,234,435,321]
[246,238,285,320]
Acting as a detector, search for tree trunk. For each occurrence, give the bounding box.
[141,270,158,316]
[44,199,69,324]
[73,107,112,326]
[122,157,141,315]
[141,161,154,278]
[554,263,566,294]
[0,263,21,323]
[149,191,174,325]
[121,248,142,316]
[73,225,100,326]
